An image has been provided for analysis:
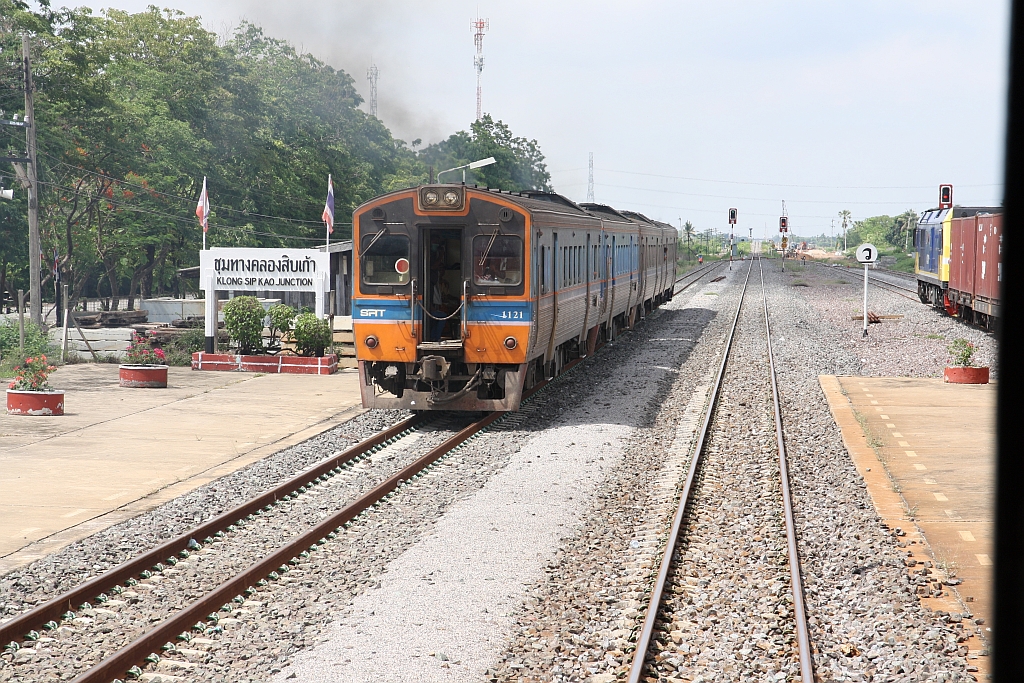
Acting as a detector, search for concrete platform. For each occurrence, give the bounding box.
[0,364,364,574]
[820,375,993,674]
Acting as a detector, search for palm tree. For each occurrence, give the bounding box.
[839,209,852,252]
[683,221,695,262]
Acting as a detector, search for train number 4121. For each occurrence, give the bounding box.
[499,310,524,320]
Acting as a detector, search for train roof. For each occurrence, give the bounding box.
[618,210,655,225]
[578,203,632,222]
[919,206,1003,225]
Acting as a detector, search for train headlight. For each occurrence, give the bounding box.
[504,336,518,350]
[365,335,379,349]
[443,190,459,206]
[424,190,439,205]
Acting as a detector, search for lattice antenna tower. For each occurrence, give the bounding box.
[367,61,379,119]
[587,152,595,202]
[472,16,489,120]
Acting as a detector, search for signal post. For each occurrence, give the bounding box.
[728,208,737,269]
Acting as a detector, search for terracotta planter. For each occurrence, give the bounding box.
[7,389,65,416]
[191,353,337,375]
[943,366,990,384]
[119,364,169,388]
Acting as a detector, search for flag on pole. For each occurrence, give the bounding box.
[196,176,210,233]
[52,249,60,283]
[322,174,335,236]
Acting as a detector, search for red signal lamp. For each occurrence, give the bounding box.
[365,335,379,349]
[503,336,518,350]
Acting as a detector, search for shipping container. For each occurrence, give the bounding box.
[947,215,977,309]
[974,213,1001,319]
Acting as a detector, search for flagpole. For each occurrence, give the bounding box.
[326,174,332,249]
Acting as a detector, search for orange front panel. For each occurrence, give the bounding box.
[353,321,418,364]
[463,323,530,364]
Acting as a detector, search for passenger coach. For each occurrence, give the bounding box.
[351,184,677,411]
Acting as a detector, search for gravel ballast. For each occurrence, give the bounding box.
[1,259,985,683]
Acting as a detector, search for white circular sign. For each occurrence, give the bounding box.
[856,243,879,263]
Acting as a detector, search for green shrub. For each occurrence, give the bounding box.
[292,312,332,357]
[267,304,295,344]
[0,318,53,360]
[173,328,206,355]
[222,296,266,354]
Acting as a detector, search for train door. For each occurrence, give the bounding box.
[421,227,464,345]
[581,233,592,344]
[545,232,560,370]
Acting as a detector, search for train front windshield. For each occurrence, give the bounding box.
[361,234,411,285]
[473,234,522,286]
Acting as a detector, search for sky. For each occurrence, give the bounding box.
[84,1,1010,240]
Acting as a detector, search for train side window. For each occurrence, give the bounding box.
[473,234,522,286]
[360,234,410,285]
[540,245,547,293]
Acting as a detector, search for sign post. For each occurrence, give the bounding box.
[856,243,879,337]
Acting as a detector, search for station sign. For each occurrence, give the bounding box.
[198,247,331,352]
[856,243,879,264]
[200,247,330,292]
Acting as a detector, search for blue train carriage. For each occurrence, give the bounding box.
[351,185,678,412]
[914,206,1002,310]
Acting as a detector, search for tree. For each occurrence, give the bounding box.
[418,114,551,192]
[838,209,852,251]
[682,220,695,262]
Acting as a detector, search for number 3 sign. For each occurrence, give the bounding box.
[856,243,879,264]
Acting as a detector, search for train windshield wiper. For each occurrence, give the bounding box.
[478,228,500,267]
[359,228,387,258]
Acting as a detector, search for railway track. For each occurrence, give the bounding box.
[811,261,920,302]
[627,256,814,683]
[673,260,726,295]
[1,339,606,683]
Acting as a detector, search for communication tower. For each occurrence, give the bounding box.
[587,152,595,202]
[367,62,379,119]
[472,16,489,120]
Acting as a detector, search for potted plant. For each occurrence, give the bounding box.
[119,332,169,388]
[292,312,332,357]
[7,355,64,415]
[943,338,989,384]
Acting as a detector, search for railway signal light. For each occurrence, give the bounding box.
[779,216,788,232]
[939,184,953,210]
[728,208,737,224]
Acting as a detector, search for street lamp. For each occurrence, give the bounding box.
[436,156,497,183]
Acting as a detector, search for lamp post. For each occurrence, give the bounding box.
[436,156,497,183]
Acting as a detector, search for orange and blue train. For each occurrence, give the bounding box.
[351,184,678,411]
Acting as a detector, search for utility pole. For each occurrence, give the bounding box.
[14,35,41,326]
[587,152,594,203]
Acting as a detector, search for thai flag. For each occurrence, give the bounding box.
[322,174,334,234]
[196,176,210,233]
[52,249,60,281]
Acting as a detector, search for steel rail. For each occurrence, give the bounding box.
[673,260,724,296]
[758,257,816,683]
[67,410,503,683]
[627,258,755,683]
[0,413,427,647]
